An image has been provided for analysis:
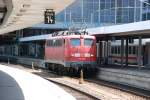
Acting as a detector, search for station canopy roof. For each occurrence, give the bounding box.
[0,0,74,34]
[87,20,150,37]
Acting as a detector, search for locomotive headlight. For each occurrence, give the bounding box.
[74,53,80,57]
[91,54,94,57]
[71,54,74,57]
[85,53,90,57]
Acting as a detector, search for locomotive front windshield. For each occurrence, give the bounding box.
[71,38,81,46]
[84,39,93,46]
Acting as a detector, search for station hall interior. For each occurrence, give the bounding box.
[1,0,150,68]
[0,0,150,100]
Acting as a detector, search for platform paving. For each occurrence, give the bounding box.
[0,64,75,100]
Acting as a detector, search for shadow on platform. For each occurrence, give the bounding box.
[0,70,25,100]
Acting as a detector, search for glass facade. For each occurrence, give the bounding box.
[142,0,150,21]
[55,0,150,28]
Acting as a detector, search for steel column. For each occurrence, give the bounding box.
[125,38,128,67]
[138,36,142,67]
[121,38,124,67]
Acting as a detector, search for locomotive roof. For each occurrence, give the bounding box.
[48,35,95,39]
[19,34,95,42]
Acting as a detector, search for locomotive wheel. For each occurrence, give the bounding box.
[58,66,62,75]
[56,65,60,75]
[58,65,62,75]
[57,66,61,75]
[68,68,72,77]
[73,68,78,77]
[69,68,74,77]
[51,64,55,72]
[62,67,67,76]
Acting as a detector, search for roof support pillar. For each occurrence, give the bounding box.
[125,38,128,67]
[121,38,124,67]
[138,36,142,68]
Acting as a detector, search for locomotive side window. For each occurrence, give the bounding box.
[47,39,63,47]
[47,40,53,46]
[84,39,93,46]
[53,40,56,46]
[71,38,80,46]
[56,39,63,47]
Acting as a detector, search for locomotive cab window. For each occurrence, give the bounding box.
[71,38,80,46]
[84,39,93,46]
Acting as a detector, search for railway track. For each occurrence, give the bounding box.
[0,62,149,100]
[47,79,98,100]
[61,76,150,99]
[35,71,149,100]
[85,78,150,99]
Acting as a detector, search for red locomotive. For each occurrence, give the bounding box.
[45,31,97,74]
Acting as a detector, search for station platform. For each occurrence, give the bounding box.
[97,65,150,91]
[0,64,75,100]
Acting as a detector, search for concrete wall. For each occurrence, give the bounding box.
[97,68,150,91]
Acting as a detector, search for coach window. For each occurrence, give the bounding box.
[113,46,115,54]
[118,46,120,54]
[129,46,132,54]
[112,47,115,54]
[132,46,136,54]
[71,38,80,46]
[111,47,113,54]
[114,46,117,54]
[116,46,118,54]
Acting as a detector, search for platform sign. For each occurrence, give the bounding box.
[44,9,55,24]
